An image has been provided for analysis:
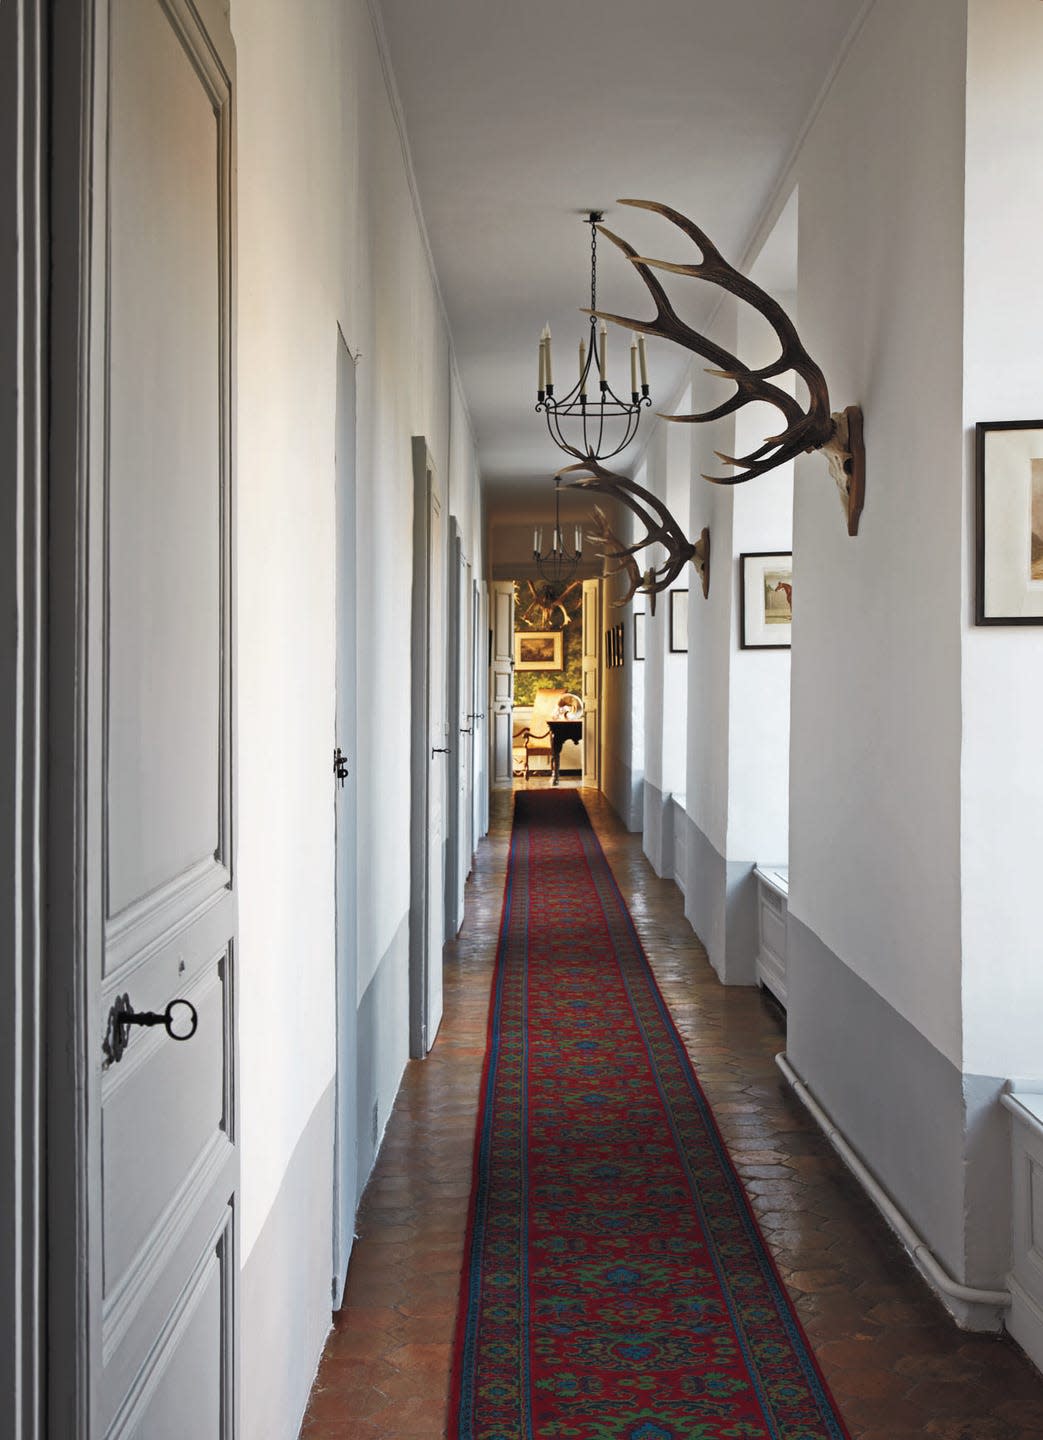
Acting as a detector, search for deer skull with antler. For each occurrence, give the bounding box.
[580,494,709,616]
[564,200,864,569]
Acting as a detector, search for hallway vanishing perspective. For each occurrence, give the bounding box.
[8,3,1043,1437]
[302,790,1043,1440]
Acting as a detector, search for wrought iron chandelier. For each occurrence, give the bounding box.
[533,477,583,587]
[536,212,652,462]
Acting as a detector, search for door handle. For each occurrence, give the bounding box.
[459,727,472,735]
[333,747,349,785]
[103,993,199,1067]
[431,747,449,757]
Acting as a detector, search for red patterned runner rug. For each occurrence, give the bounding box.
[448,789,849,1440]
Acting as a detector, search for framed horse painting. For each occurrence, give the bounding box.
[740,552,792,649]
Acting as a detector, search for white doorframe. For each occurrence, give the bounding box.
[408,437,447,1059]
[445,519,463,940]
[2,3,46,1435]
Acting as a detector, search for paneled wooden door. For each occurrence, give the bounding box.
[490,581,514,784]
[409,439,447,1057]
[333,329,359,1307]
[425,471,447,1042]
[51,0,240,1434]
[582,579,602,789]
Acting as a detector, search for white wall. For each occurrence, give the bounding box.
[600,495,643,829]
[686,328,738,861]
[661,413,691,801]
[788,0,968,1068]
[726,288,794,864]
[641,413,690,875]
[234,0,483,1431]
[960,0,1043,1082]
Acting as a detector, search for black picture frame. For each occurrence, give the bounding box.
[975,420,1043,625]
[739,551,793,650]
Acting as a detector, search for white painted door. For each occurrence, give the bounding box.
[444,522,463,940]
[426,474,447,1044]
[473,581,490,839]
[583,579,602,788]
[456,550,473,912]
[490,581,515,783]
[332,330,359,1306]
[83,1,239,1434]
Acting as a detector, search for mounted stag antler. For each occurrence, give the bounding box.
[586,199,865,536]
[587,505,645,609]
[566,468,709,612]
[515,578,583,631]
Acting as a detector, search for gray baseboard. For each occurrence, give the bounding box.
[241,1082,335,1440]
[682,813,758,984]
[642,781,673,878]
[787,913,1008,1297]
[356,912,410,1197]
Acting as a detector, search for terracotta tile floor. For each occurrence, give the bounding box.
[300,784,1043,1440]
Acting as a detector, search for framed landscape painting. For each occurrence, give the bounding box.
[514,630,563,671]
[740,552,792,649]
[976,420,1043,625]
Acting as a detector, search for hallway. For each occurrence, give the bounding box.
[301,788,1043,1440]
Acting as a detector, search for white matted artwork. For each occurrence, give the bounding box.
[740,552,792,649]
[669,590,688,653]
[976,421,1043,624]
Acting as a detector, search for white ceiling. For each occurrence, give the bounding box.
[376,0,865,504]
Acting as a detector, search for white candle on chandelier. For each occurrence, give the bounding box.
[574,524,582,556]
[533,527,538,554]
[630,333,639,394]
[538,331,546,391]
[544,325,553,386]
[638,334,648,388]
[599,320,607,381]
[579,338,587,398]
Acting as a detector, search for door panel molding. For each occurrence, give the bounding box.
[106,1203,235,1440]
[104,854,231,975]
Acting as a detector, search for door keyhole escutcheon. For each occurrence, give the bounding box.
[103,994,199,1067]
[334,747,349,786]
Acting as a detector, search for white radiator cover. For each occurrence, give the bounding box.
[754,866,788,1006]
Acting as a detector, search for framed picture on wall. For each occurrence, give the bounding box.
[634,611,646,661]
[976,420,1043,624]
[604,628,613,667]
[739,552,792,649]
[669,590,688,653]
[514,630,563,671]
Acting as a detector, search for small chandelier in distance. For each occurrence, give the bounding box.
[533,477,583,588]
[536,212,651,463]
